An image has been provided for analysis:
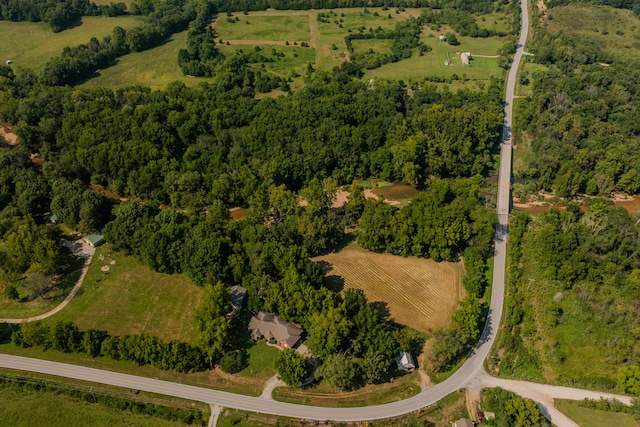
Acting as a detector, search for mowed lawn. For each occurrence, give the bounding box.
[214,15,311,42]
[313,246,464,333]
[555,400,639,427]
[47,244,201,344]
[0,16,141,73]
[217,44,315,80]
[81,30,214,90]
[0,385,190,427]
[545,4,640,61]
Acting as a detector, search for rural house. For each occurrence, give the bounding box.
[396,350,416,371]
[248,311,304,348]
[461,52,471,65]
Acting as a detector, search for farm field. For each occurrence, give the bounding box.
[313,245,465,333]
[45,244,202,344]
[545,4,640,61]
[555,400,639,427]
[0,16,141,74]
[81,30,214,90]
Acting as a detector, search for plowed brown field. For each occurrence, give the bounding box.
[314,246,465,333]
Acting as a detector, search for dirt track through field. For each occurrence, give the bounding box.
[314,246,464,332]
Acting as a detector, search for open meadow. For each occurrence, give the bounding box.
[0,16,141,74]
[45,244,202,344]
[545,4,640,61]
[81,30,214,90]
[313,245,465,334]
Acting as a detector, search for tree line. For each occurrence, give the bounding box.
[0,0,126,32]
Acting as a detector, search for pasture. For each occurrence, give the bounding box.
[313,246,465,333]
[214,14,311,42]
[545,4,640,60]
[46,244,202,344]
[0,16,141,74]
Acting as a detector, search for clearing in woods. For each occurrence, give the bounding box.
[313,246,464,333]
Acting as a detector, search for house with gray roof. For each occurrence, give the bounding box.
[248,311,303,349]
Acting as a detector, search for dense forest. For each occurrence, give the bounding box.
[514,9,640,200]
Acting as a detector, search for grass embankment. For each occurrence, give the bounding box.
[273,372,420,407]
[0,16,141,74]
[556,399,639,427]
[313,245,465,334]
[0,370,208,427]
[46,244,201,343]
[220,390,466,426]
[545,4,640,61]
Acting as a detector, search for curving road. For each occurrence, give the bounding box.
[1,1,632,425]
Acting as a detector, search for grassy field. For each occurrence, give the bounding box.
[45,244,201,344]
[0,381,197,427]
[352,38,394,55]
[0,16,141,74]
[556,399,639,427]
[475,12,513,33]
[214,14,311,42]
[545,4,640,61]
[313,246,465,333]
[81,30,214,90]
[273,372,420,407]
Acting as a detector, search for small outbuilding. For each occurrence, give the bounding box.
[46,213,58,224]
[5,60,12,65]
[439,34,447,41]
[453,418,475,427]
[230,285,247,311]
[396,350,416,372]
[461,52,471,65]
[84,230,105,248]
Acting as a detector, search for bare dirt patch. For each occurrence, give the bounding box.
[313,246,464,333]
[0,122,18,145]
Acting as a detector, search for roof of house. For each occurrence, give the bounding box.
[230,285,247,310]
[396,350,416,371]
[85,230,105,246]
[248,311,303,348]
[453,418,475,427]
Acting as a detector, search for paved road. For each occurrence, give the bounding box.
[1,1,631,425]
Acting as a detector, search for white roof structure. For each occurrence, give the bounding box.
[396,350,416,371]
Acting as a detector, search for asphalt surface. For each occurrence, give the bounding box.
[4,1,631,424]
